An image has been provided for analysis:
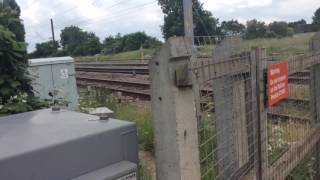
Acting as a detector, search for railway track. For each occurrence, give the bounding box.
[76,61,312,122]
[75,66,149,75]
[267,112,310,123]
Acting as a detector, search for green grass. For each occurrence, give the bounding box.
[114,103,154,152]
[286,155,316,180]
[139,160,154,180]
[74,33,315,62]
[78,87,155,179]
[75,48,158,62]
[78,87,154,153]
[243,33,315,55]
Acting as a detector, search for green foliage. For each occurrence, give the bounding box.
[139,161,154,180]
[0,0,25,41]
[246,20,300,39]
[102,32,162,55]
[313,8,320,25]
[29,40,59,58]
[289,19,307,33]
[79,88,154,152]
[75,48,158,62]
[0,25,30,102]
[0,92,48,114]
[245,19,267,39]
[158,0,221,39]
[243,32,315,55]
[287,27,295,37]
[286,156,316,180]
[0,0,47,115]
[221,20,245,35]
[60,26,101,56]
[268,21,291,38]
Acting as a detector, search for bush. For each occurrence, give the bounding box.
[0,1,47,115]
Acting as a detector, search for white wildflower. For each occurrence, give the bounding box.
[22,93,28,98]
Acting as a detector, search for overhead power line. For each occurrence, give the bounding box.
[56,0,157,29]
[53,0,128,22]
[25,0,159,44]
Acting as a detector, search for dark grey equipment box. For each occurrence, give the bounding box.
[0,109,139,180]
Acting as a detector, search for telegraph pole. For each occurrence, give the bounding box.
[183,0,194,44]
[50,18,55,42]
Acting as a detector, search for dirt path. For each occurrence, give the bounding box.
[139,151,156,179]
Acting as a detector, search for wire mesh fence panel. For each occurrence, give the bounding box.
[266,50,320,179]
[190,34,320,180]
[190,36,260,180]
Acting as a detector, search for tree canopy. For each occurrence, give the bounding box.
[0,0,25,41]
[268,21,293,38]
[245,19,267,39]
[158,0,220,39]
[313,8,320,25]
[29,40,60,58]
[60,26,101,56]
[102,32,162,55]
[0,0,46,114]
[221,20,245,35]
[288,19,307,33]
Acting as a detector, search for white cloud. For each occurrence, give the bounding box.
[15,0,318,52]
[201,0,273,11]
[201,0,318,24]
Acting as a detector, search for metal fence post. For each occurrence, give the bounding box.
[150,37,201,180]
[252,47,268,180]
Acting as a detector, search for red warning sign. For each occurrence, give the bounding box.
[268,61,289,107]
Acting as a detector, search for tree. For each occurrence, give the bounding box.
[0,0,25,41]
[122,32,162,51]
[289,19,307,33]
[60,26,86,55]
[268,21,289,38]
[30,40,59,58]
[313,8,320,25]
[102,34,123,54]
[102,32,162,55]
[221,20,245,35]
[158,0,220,40]
[0,0,46,114]
[245,19,267,39]
[76,32,101,56]
[60,26,101,56]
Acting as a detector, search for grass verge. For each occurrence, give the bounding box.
[78,87,154,153]
[75,48,157,62]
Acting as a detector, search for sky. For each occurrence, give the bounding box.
[15,0,319,52]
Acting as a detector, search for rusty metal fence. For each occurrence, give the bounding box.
[189,36,320,180]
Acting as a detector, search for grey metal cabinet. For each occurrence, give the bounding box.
[0,109,139,180]
[28,57,79,110]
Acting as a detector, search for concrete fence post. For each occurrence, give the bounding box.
[310,32,320,179]
[149,37,201,180]
[310,62,320,179]
[252,47,268,180]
